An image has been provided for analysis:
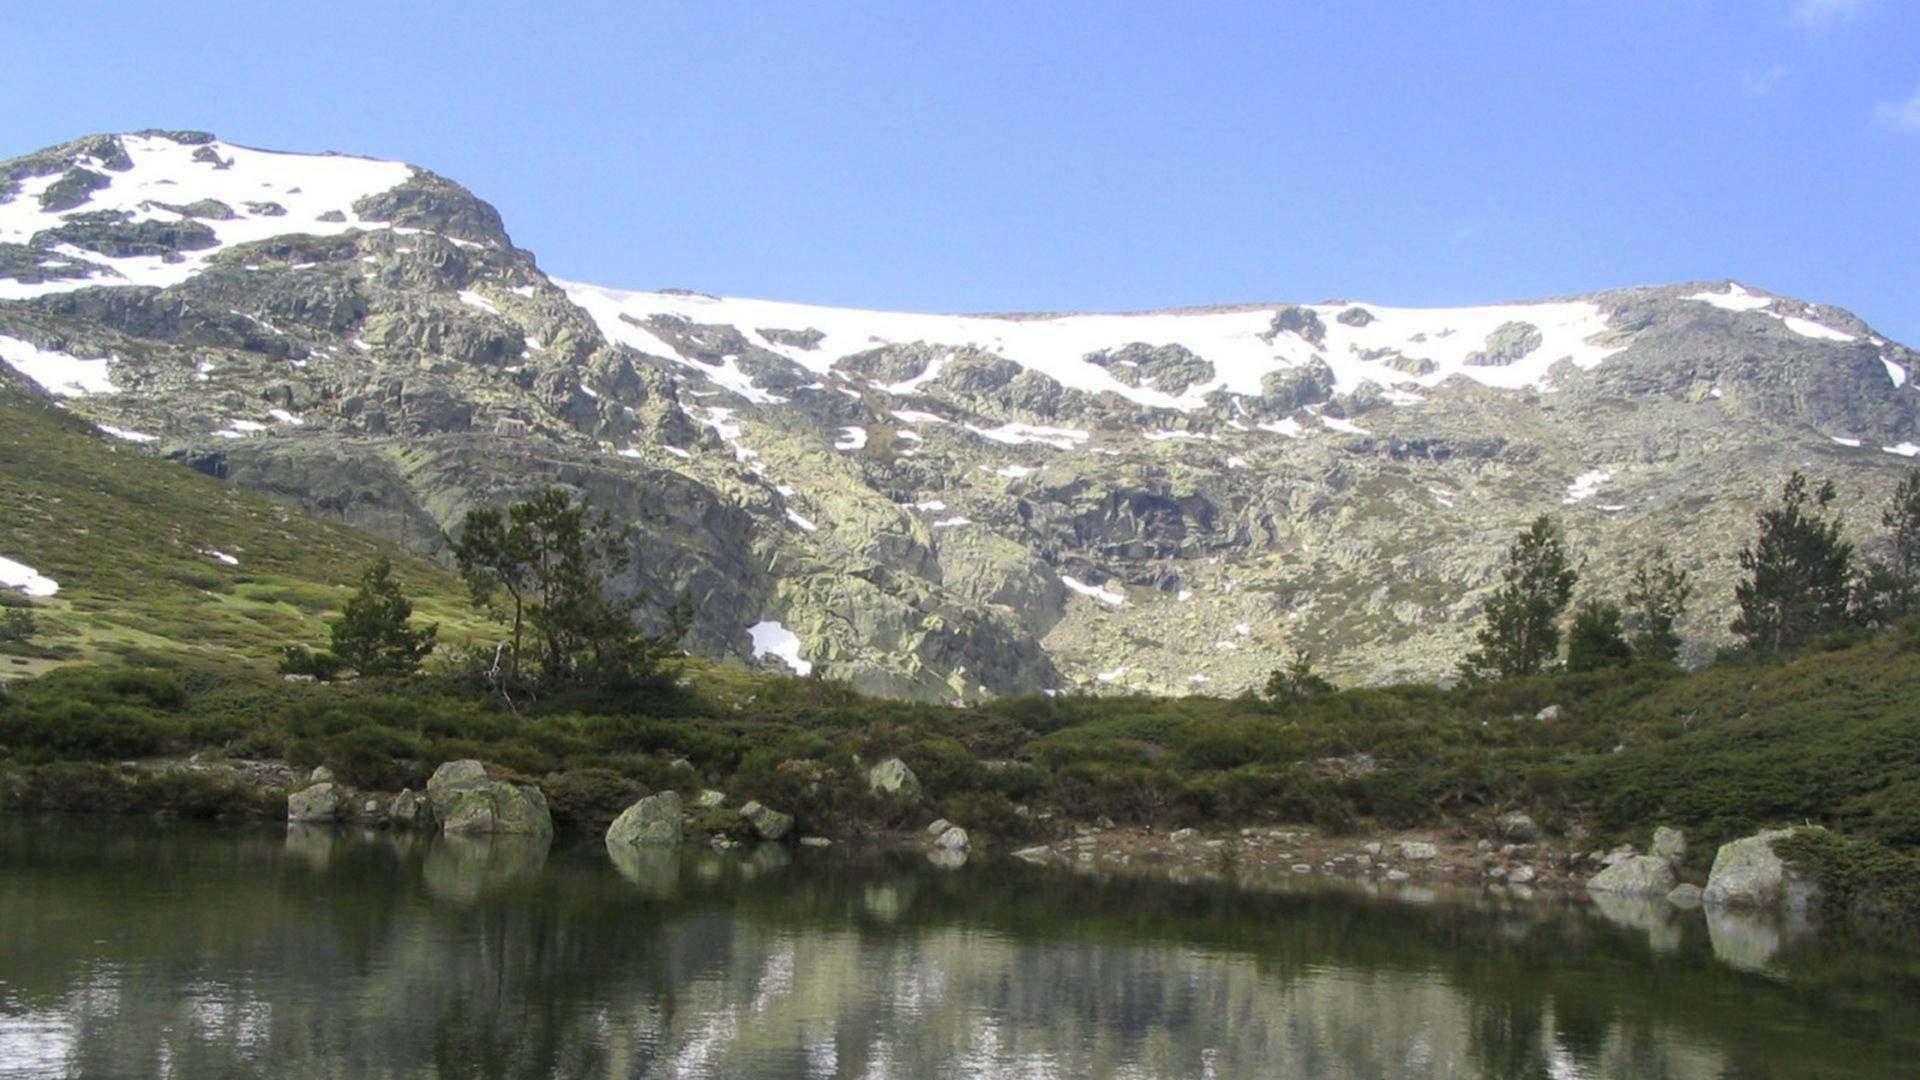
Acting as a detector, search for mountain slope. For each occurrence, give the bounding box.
[2,130,1917,699]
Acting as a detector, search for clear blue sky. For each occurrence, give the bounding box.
[8,1,1919,340]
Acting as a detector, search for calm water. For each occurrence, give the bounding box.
[1,821,1916,1078]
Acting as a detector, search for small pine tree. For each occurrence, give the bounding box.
[0,607,35,644]
[1460,516,1579,682]
[1854,468,1920,624]
[329,557,437,677]
[1566,598,1633,672]
[1623,545,1693,665]
[1265,648,1335,703]
[1732,472,1855,654]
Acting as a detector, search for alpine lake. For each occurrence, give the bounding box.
[2,819,1916,1079]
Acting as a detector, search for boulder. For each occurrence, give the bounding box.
[1535,704,1562,722]
[866,756,922,801]
[1703,828,1823,910]
[1587,855,1676,896]
[1507,864,1538,885]
[390,788,430,828]
[309,766,335,783]
[739,800,794,841]
[799,836,832,848]
[1397,841,1441,861]
[926,818,952,836]
[287,782,342,823]
[606,791,683,848]
[693,789,726,809]
[1667,883,1705,908]
[425,760,553,836]
[1496,812,1540,843]
[1651,826,1687,863]
[934,825,970,851]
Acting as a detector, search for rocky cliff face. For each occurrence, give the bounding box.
[3,131,1916,699]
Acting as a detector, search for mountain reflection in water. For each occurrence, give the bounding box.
[1,820,1915,1078]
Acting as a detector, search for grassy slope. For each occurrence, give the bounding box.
[0,390,487,679]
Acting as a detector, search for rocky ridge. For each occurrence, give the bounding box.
[3,130,1918,700]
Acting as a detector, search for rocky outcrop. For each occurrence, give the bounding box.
[1703,828,1823,910]
[606,791,683,847]
[1587,855,1677,896]
[425,760,553,836]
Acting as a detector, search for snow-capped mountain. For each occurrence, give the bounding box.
[3,131,1916,698]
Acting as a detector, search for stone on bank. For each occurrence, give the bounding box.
[425,760,553,836]
[1703,828,1823,910]
[1587,855,1676,897]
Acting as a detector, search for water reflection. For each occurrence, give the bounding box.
[1,820,1916,1078]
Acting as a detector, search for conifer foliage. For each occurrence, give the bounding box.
[328,557,438,677]
[1460,516,1578,682]
[1731,472,1855,654]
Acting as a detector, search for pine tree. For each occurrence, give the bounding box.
[1853,468,1920,624]
[1265,648,1335,703]
[1731,472,1855,654]
[1460,516,1578,682]
[328,557,437,677]
[1623,545,1693,665]
[455,487,685,688]
[1566,597,1633,672]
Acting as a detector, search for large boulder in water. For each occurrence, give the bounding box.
[866,756,922,802]
[1703,828,1823,910]
[1587,855,1676,896]
[607,791,683,848]
[425,760,553,836]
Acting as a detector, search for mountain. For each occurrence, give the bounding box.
[2,130,1917,700]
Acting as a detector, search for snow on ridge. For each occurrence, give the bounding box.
[0,134,416,298]
[1686,283,1774,312]
[96,423,156,443]
[747,620,811,676]
[0,336,118,396]
[966,422,1089,450]
[833,426,868,451]
[0,554,59,597]
[555,281,1630,409]
[1885,357,1909,388]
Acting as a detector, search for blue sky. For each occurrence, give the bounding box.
[7,1,1918,339]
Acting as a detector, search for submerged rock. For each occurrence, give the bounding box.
[1703,828,1823,910]
[425,760,553,836]
[1587,855,1676,896]
[607,790,683,848]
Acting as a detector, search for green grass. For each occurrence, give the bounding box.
[0,390,488,674]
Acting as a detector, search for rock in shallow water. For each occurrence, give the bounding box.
[739,800,794,841]
[1587,855,1676,896]
[425,760,552,836]
[1703,828,1823,910]
[607,791,683,848]
[287,781,341,823]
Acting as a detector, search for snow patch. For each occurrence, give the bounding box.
[1883,357,1908,388]
[784,508,818,533]
[966,422,1089,450]
[200,549,240,566]
[0,336,118,396]
[1563,469,1612,504]
[747,621,812,676]
[931,516,972,529]
[96,424,156,443]
[0,555,59,597]
[1830,435,1864,448]
[1686,283,1773,312]
[1060,575,1127,606]
[833,426,868,451]
[1885,443,1920,458]
[1777,315,1855,342]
